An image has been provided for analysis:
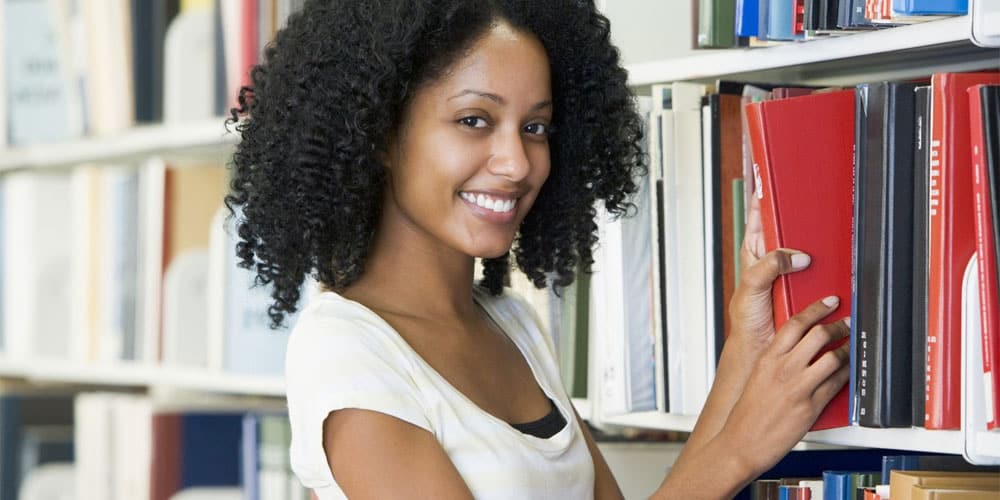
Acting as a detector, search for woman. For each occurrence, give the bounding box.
[227,0,850,498]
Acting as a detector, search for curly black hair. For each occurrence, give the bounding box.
[227,0,645,328]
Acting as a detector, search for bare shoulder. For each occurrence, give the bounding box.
[322,408,474,499]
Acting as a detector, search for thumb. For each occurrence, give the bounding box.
[740,249,811,296]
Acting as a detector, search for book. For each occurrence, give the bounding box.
[881,454,1000,484]
[698,0,737,47]
[912,85,932,427]
[736,0,761,37]
[717,87,750,342]
[889,471,1000,500]
[151,412,244,500]
[892,0,968,15]
[854,82,918,428]
[0,392,75,500]
[911,487,1000,500]
[926,71,1000,430]
[745,90,855,430]
[968,83,1000,429]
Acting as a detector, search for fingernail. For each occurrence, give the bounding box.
[822,295,839,308]
[791,253,811,270]
[843,317,851,328]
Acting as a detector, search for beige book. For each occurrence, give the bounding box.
[890,471,1000,500]
[911,485,1000,500]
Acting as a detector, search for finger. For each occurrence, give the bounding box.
[790,317,851,368]
[805,340,851,387]
[811,362,850,408]
[740,193,766,270]
[770,295,841,354]
[737,249,811,299]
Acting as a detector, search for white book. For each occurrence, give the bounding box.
[162,250,210,368]
[3,171,74,360]
[100,166,140,362]
[595,204,629,417]
[17,463,75,500]
[139,158,167,364]
[74,393,116,500]
[163,5,216,122]
[671,81,709,415]
[112,395,153,500]
[648,84,670,413]
[70,166,106,362]
[622,145,656,413]
[4,0,83,145]
[0,0,6,148]
[701,102,718,389]
[961,255,1000,465]
[660,107,684,413]
[206,207,228,371]
[84,0,134,135]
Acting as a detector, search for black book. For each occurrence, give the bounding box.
[911,85,931,428]
[981,85,1000,303]
[706,94,724,365]
[819,0,841,30]
[856,82,918,428]
[804,0,821,31]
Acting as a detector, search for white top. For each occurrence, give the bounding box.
[285,287,595,500]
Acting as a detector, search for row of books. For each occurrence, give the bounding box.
[0,390,308,500]
[581,69,1000,432]
[0,159,298,378]
[742,450,998,499]
[697,0,968,47]
[0,0,301,148]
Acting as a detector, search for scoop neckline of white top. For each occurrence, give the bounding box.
[315,287,577,452]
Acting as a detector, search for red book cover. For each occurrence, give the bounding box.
[926,72,1000,430]
[745,90,854,430]
[968,84,1000,430]
[793,0,806,35]
[150,414,182,500]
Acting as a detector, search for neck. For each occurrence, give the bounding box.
[342,200,482,323]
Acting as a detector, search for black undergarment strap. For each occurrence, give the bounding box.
[510,398,567,439]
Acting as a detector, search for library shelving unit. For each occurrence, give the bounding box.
[0,114,596,417]
[592,15,1000,464]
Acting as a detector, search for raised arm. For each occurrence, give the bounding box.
[650,194,850,498]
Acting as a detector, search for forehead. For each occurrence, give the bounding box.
[433,23,552,97]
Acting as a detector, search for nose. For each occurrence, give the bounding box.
[487,127,531,182]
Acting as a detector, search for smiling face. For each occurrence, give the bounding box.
[379,21,553,260]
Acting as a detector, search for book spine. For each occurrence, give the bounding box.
[882,82,917,427]
[744,102,793,325]
[926,74,949,429]
[969,85,1000,430]
[911,85,931,427]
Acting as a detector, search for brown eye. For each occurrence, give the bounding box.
[458,116,488,128]
[524,123,548,136]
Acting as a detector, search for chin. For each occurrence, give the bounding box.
[469,240,515,260]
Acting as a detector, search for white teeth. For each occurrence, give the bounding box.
[460,192,517,213]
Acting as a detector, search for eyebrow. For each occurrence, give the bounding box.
[449,89,552,112]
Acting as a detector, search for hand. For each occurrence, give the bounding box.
[720,297,851,477]
[728,193,812,354]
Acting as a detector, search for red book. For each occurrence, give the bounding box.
[968,84,1000,430]
[150,414,182,500]
[745,90,854,431]
[926,72,1000,430]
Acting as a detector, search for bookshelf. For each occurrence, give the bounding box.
[625,16,998,87]
[0,118,235,172]
[594,13,1000,465]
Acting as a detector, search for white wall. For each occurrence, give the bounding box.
[600,0,695,66]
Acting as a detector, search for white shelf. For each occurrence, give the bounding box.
[598,410,966,454]
[0,117,236,172]
[601,411,698,433]
[803,426,964,454]
[626,16,998,86]
[0,357,285,397]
